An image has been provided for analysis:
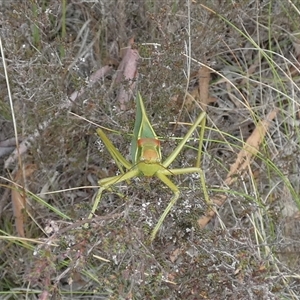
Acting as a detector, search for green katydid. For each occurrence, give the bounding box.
[88,92,209,241]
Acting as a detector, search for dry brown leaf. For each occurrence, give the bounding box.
[197,66,217,111]
[197,194,227,228]
[185,66,216,112]
[226,108,278,184]
[169,248,181,263]
[115,37,139,110]
[11,188,26,237]
[198,108,278,228]
[69,65,113,102]
[11,164,36,237]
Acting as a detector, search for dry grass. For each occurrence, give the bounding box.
[0,0,300,299]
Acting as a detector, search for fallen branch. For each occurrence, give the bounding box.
[4,65,113,169]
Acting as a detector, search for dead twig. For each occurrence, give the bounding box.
[4,65,113,169]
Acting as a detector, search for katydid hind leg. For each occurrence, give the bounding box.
[196,114,206,168]
[161,167,210,206]
[150,172,180,241]
[162,112,206,168]
[97,128,132,171]
[149,167,210,240]
[87,168,139,221]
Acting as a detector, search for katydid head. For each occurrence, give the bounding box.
[133,137,163,177]
[138,138,161,164]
